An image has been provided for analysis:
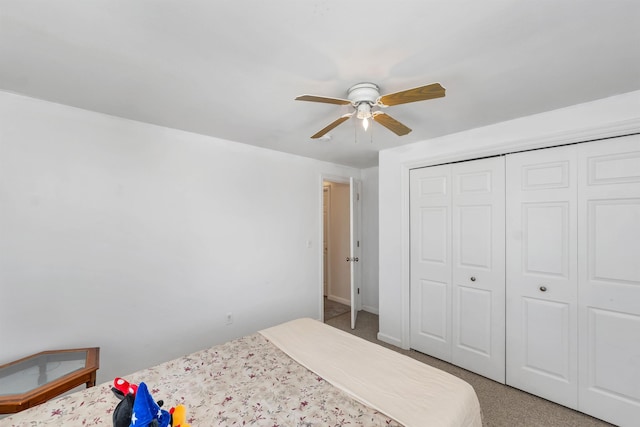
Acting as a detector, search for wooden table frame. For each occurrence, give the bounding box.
[0,347,99,414]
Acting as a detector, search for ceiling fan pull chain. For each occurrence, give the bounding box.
[354,117,358,144]
[370,117,374,143]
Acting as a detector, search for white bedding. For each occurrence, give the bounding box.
[260,318,483,427]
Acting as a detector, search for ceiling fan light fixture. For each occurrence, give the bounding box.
[356,103,373,131]
[356,102,372,119]
[362,116,369,131]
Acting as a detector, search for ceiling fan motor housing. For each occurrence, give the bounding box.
[348,82,380,105]
[349,83,380,119]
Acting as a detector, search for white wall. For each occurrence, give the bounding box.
[0,91,361,384]
[361,167,379,314]
[378,90,640,348]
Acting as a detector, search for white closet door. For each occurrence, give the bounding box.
[577,135,640,426]
[410,164,453,361]
[410,157,505,380]
[451,157,505,383]
[506,145,579,408]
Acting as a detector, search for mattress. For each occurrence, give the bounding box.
[0,318,482,426]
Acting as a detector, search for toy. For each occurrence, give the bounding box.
[128,382,170,427]
[111,379,169,427]
[112,377,138,399]
[113,393,135,427]
[169,405,191,427]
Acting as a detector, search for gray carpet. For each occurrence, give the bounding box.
[325,311,614,427]
[323,296,350,320]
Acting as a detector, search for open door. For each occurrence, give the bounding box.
[349,177,361,329]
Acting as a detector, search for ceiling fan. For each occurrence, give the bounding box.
[295,82,445,139]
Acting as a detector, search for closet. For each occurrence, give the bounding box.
[409,134,640,426]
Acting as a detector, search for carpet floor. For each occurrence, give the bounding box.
[323,296,350,320]
[325,311,614,427]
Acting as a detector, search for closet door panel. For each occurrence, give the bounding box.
[523,203,570,277]
[521,297,571,381]
[452,157,505,383]
[418,207,449,270]
[586,309,640,398]
[578,135,640,427]
[457,205,493,268]
[506,145,578,408]
[457,287,492,355]
[416,279,448,341]
[589,200,640,286]
[410,165,453,361]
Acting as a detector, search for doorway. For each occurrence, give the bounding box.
[323,180,351,321]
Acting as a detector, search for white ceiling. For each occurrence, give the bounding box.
[1,1,639,168]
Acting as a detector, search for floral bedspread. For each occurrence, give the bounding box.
[1,333,401,426]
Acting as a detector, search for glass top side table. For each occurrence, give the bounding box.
[0,348,99,414]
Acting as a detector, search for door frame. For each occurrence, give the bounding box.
[323,184,331,298]
[318,173,361,322]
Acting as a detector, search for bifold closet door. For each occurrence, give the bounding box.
[450,157,505,383]
[506,145,579,408]
[577,135,640,426]
[411,157,505,382]
[410,164,453,362]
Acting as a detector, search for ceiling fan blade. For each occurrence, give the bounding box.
[372,111,412,136]
[311,113,353,139]
[377,82,445,107]
[295,94,352,105]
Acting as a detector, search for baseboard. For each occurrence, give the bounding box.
[327,295,350,306]
[362,305,379,315]
[377,332,402,348]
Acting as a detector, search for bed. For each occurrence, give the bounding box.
[0,318,482,426]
